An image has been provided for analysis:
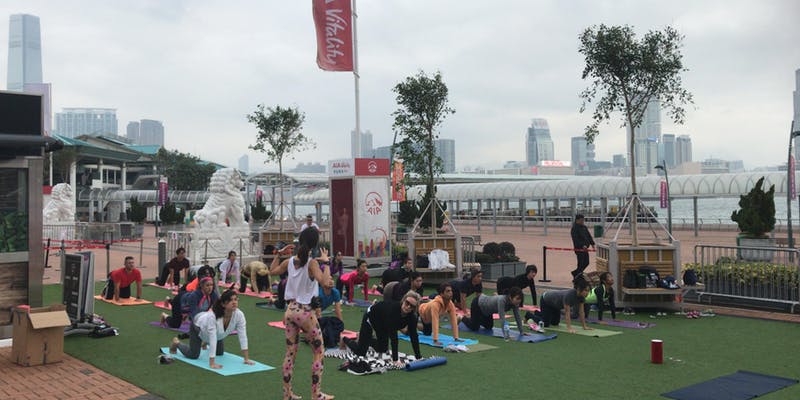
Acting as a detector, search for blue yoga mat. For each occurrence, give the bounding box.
[350,299,372,308]
[662,370,798,400]
[398,333,478,348]
[457,322,557,343]
[159,347,274,376]
[405,356,447,371]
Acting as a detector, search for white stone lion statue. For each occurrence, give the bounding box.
[43,183,75,223]
[193,168,246,228]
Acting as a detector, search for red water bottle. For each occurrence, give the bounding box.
[651,339,663,364]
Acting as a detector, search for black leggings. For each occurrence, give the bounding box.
[104,280,131,300]
[165,292,185,329]
[157,265,181,286]
[462,297,493,331]
[353,312,388,356]
[540,295,561,327]
[240,273,269,293]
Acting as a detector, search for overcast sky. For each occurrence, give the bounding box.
[2,0,799,172]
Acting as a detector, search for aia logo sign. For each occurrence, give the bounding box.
[364,191,383,215]
[367,160,378,174]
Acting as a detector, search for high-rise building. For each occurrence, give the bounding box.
[138,119,164,146]
[571,136,595,170]
[370,145,392,160]
[676,135,692,165]
[526,118,554,166]
[626,98,661,173]
[7,14,43,92]
[238,155,249,174]
[54,108,118,138]
[661,134,676,167]
[351,129,373,157]
[434,138,456,173]
[126,121,140,143]
[126,119,164,146]
[612,154,626,168]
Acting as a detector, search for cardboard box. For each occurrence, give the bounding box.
[11,304,71,366]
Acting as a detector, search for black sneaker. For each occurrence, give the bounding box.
[158,355,174,364]
[177,333,190,340]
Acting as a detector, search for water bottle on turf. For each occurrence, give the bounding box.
[503,321,510,341]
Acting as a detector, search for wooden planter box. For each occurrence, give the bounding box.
[479,261,526,280]
[595,240,681,308]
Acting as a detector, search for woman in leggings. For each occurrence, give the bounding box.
[270,228,334,400]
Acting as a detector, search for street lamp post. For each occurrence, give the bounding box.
[788,122,800,250]
[654,161,672,240]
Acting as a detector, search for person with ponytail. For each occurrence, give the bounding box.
[160,274,218,328]
[269,228,335,400]
[168,289,253,369]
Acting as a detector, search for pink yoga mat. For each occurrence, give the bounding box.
[146,282,179,294]
[267,321,357,339]
[367,288,382,296]
[154,301,171,310]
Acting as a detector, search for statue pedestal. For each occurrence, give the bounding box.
[192,225,256,265]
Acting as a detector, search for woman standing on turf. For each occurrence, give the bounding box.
[270,228,335,400]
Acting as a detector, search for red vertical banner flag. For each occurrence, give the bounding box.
[159,176,169,206]
[312,0,353,71]
[790,155,797,200]
[392,160,405,201]
[660,180,668,209]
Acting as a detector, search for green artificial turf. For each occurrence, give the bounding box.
[46,282,800,400]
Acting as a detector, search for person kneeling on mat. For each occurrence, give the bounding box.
[168,289,253,369]
[344,292,423,367]
[538,277,593,334]
[240,260,270,295]
[582,272,617,322]
[418,282,462,346]
[461,286,528,340]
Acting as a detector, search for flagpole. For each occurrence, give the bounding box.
[352,0,361,158]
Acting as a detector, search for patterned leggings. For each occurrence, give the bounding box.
[283,301,325,400]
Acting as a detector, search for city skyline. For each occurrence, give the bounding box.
[0,1,798,172]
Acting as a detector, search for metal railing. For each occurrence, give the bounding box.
[692,244,800,312]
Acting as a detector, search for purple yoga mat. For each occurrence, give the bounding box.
[586,318,654,329]
[149,320,191,333]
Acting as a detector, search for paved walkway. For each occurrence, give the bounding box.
[0,346,157,400]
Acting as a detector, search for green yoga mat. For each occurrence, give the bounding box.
[545,324,622,337]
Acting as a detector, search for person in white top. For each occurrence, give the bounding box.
[218,251,241,289]
[270,228,334,400]
[168,289,253,370]
[300,214,320,232]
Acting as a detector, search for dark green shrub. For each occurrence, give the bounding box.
[731,176,775,237]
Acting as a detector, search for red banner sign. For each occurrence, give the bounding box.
[159,176,168,206]
[660,180,667,209]
[392,160,405,201]
[354,158,390,176]
[312,0,353,71]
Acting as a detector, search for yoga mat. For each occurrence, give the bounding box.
[456,322,557,343]
[254,302,333,315]
[465,343,498,353]
[93,295,152,306]
[159,347,274,376]
[662,370,799,400]
[149,320,190,333]
[146,282,179,294]
[455,309,502,320]
[367,288,382,296]
[544,323,621,337]
[154,301,172,310]
[349,299,372,308]
[267,321,357,339]
[404,356,447,371]
[397,333,478,348]
[520,305,540,312]
[586,317,655,329]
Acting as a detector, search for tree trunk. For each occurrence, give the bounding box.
[428,130,436,237]
[278,160,284,231]
[627,113,639,246]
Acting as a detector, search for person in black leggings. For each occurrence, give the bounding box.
[346,292,422,366]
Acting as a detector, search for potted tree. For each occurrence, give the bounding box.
[476,241,525,280]
[731,176,776,261]
[127,198,147,237]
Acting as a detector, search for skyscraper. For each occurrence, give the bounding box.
[351,129,373,157]
[370,145,392,160]
[571,136,595,170]
[7,14,43,92]
[676,135,692,165]
[126,121,140,143]
[238,155,249,174]
[661,134,676,167]
[627,98,661,173]
[138,119,164,146]
[526,118,554,166]
[434,138,456,173]
[54,108,118,138]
